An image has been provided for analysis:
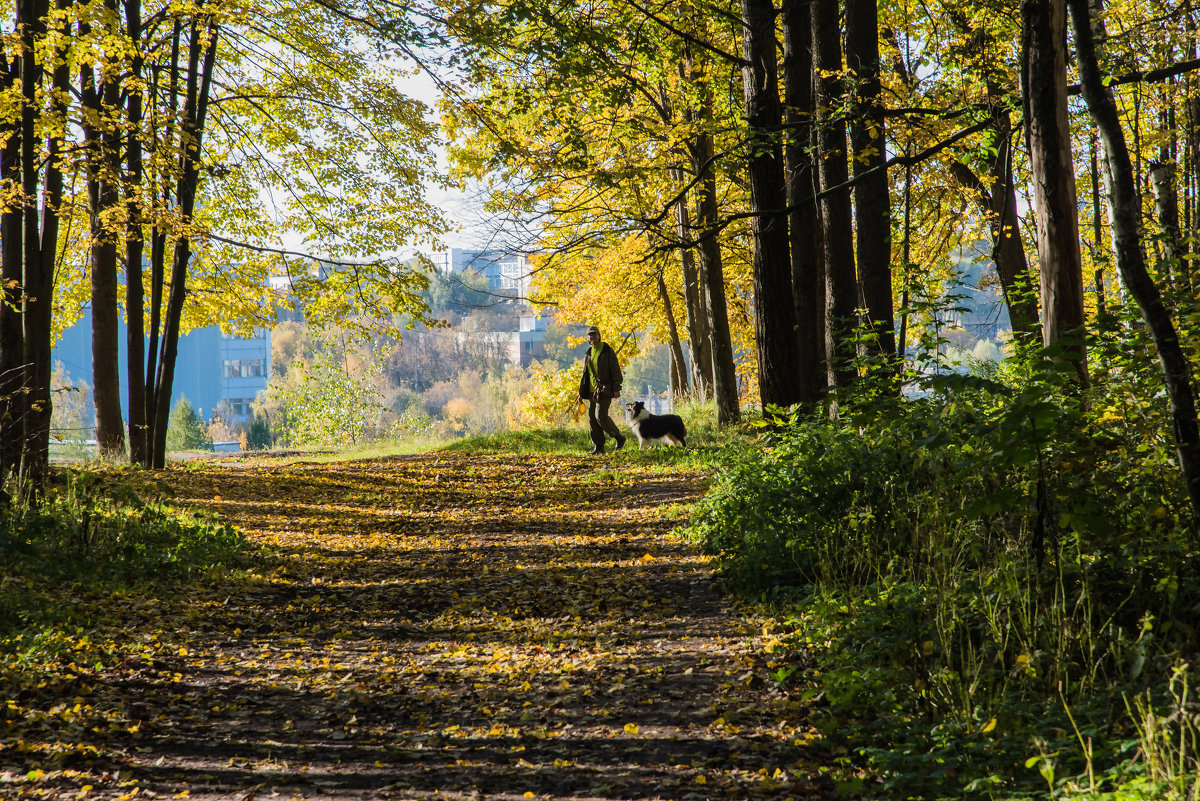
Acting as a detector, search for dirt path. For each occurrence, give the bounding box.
[3,452,829,800]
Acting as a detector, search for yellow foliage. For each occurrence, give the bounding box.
[514,362,586,428]
[443,396,473,421]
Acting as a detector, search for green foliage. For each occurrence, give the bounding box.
[269,336,391,448]
[687,360,1200,798]
[165,397,214,453]
[0,471,252,654]
[245,412,274,451]
[622,342,671,397]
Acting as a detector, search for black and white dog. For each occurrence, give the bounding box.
[625,401,687,448]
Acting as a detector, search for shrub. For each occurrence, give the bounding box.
[687,372,1200,798]
[165,397,213,452]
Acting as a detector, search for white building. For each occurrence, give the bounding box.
[432,248,533,300]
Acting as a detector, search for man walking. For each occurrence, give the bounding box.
[578,325,626,454]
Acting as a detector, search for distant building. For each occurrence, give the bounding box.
[53,307,270,428]
[432,248,533,300]
[452,312,549,367]
[432,248,545,366]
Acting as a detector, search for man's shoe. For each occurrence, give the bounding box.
[590,445,605,454]
[614,434,627,451]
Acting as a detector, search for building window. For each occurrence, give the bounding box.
[223,358,265,378]
[226,398,253,418]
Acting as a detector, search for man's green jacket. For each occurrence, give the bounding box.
[578,342,623,398]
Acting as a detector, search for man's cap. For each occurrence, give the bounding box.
[587,325,600,334]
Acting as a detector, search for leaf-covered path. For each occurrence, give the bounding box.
[4,452,828,800]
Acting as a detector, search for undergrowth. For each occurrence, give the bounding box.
[687,344,1200,799]
[0,468,253,662]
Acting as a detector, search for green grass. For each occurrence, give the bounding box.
[1,468,255,661]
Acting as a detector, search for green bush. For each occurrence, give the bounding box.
[165,396,214,452]
[687,371,1200,798]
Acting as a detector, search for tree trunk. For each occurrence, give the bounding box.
[16,0,70,489]
[690,123,740,424]
[1149,162,1185,287]
[948,121,1043,347]
[126,0,148,466]
[0,50,23,482]
[845,0,895,364]
[781,0,826,406]
[81,13,127,459]
[671,170,712,395]
[1069,0,1200,525]
[812,0,858,391]
[657,265,690,396]
[1023,0,1087,385]
[144,33,177,460]
[149,21,219,468]
[741,0,802,413]
[1089,133,1109,321]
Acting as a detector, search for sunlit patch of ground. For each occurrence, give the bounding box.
[1,451,832,799]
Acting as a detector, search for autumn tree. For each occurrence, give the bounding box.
[441,0,748,416]
[37,0,447,469]
[1068,0,1200,519]
[0,0,72,489]
[1022,0,1087,383]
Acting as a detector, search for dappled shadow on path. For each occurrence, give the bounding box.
[2,452,832,800]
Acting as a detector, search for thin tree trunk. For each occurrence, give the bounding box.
[144,37,177,462]
[948,127,1042,346]
[691,123,740,424]
[671,168,711,395]
[1090,133,1109,321]
[1023,0,1087,385]
[812,0,858,391]
[81,10,127,459]
[845,0,895,363]
[18,0,69,489]
[1149,162,1185,287]
[0,48,23,482]
[126,0,148,465]
[1069,0,1200,525]
[150,21,218,468]
[657,266,690,396]
[781,0,825,406]
[898,157,912,359]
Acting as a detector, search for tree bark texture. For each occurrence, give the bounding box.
[741,0,802,412]
[812,0,858,390]
[781,0,826,406]
[690,123,740,424]
[1069,0,1200,526]
[1149,162,1185,287]
[0,48,23,481]
[82,11,127,459]
[126,0,148,465]
[150,21,218,467]
[1022,0,1088,384]
[18,0,61,488]
[845,0,895,363]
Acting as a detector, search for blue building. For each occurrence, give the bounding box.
[53,305,271,427]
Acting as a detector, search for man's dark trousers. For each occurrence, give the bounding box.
[588,395,622,449]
